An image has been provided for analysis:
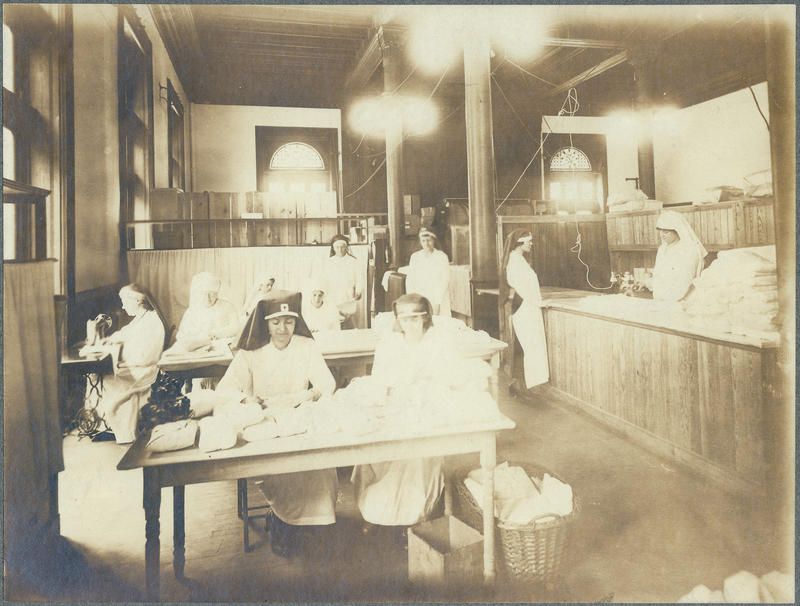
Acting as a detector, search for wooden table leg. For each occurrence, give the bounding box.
[481,435,497,587]
[489,352,500,406]
[144,469,161,601]
[173,485,186,580]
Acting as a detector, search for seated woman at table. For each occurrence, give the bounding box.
[301,280,341,333]
[98,283,166,444]
[352,294,476,530]
[175,272,240,351]
[243,272,276,319]
[647,210,708,302]
[216,293,338,557]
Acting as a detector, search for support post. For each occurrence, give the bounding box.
[765,9,795,569]
[382,35,405,267]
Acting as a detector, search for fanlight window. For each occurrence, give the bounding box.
[269,142,325,170]
[550,146,592,172]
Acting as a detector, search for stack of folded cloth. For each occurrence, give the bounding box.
[683,246,779,335]
[464,462,573,526]
[679,570,793,603]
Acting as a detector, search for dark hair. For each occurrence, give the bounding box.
[329,234,356,258]
[392,293,434,333]
[236,292,313,351]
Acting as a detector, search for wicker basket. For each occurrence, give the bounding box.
[452,463,578,584]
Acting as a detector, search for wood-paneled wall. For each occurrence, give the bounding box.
[544,307,774,491]
[606,198,775,273]
[497,215,612,291]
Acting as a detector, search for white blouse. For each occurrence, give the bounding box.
[217,335,335,402]
[323,255,363,307]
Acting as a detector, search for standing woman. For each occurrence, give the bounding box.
[98,284,167,443]
[405,228,451,316]
[216,293,337,557]
[501,229,549,397]
[323,235,363,329]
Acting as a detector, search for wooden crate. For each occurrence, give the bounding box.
[408,516,483,590]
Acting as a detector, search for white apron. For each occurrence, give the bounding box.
[100,311,165,443]
[217,336,338,525]
[506,251,549,388]
[352,329,461,525]
[405,249,452,316]
[353,458,444,526]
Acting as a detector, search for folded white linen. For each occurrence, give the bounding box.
[213,401,265,431]
[146,419,198,452]
[198,417,238,452]
[464,464,574,526]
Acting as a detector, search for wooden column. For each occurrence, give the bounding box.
[631,57,657,198]
[463,34,498,287]
[765,10,795,564]
[382,37,405,267]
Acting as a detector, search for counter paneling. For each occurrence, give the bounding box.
[544,304,774,493]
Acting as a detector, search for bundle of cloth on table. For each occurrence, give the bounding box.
[464,462,574,526]
[682,246,779,336]
[144,370,501,454]
[678,569,793,603]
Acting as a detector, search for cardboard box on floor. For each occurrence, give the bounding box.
[407,515,483,592]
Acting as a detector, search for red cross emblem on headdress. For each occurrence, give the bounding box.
[280,303,289,312]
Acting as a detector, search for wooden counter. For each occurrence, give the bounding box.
[541,292,778,494]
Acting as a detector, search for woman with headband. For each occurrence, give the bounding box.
[501,229,549,397]
[352,294,464,531]
[405,228,451,316]
[322,234,363,329]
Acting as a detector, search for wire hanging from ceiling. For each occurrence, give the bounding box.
[506,57,558,88]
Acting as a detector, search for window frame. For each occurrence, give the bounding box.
[166,78,185,190]
[117,6,155,259]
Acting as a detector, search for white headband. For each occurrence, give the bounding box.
[396,311,427,319]
[517,234,533,243]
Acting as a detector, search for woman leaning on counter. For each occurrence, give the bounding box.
[501,229,549,397]
[648,210,708,301]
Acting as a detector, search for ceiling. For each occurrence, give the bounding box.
[149,5,769,111]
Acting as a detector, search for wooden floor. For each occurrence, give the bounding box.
[9,374,790,603]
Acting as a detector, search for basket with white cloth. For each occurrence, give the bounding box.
[453,462,578,585]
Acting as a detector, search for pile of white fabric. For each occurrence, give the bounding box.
[682,246,779,335]
[679,570,793,603]
[464,462,574,526]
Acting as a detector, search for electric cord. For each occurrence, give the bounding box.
[748,85,770,131]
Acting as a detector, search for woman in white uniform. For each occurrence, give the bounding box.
[301,280,341,333]
[352,294,466,530]
[243,272,276,318]
[501,229,549,397]
[322,235,363,329]
[649,211,708,302]
[405,228,451,316]
[175,272,241,351]
[98,284,166,443]
[216,293,337,557]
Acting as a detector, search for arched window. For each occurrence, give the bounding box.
[549,146,592,172]
[269,142,325,170]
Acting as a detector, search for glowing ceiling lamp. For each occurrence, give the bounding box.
[349,95,439,139]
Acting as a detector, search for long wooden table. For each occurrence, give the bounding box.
[118,415,516,600]
[158,328,508,404]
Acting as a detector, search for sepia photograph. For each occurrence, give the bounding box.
[2,3,795,603]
